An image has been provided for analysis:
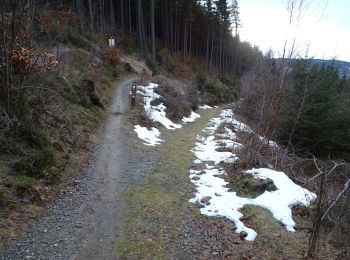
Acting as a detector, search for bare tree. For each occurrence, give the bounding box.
[307,157,346,258]
[151,0,155,60]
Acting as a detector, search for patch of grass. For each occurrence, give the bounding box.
[13,175,38,193]
[241,205,312,258]
[23,203,43,215]
[118,185,179,258]
[61,76,80,104]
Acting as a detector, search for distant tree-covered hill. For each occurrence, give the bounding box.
[275,58,350,77]
[312,59,350,77]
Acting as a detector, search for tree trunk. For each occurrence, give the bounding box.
[151,0,155,60]
[120,0,124,36]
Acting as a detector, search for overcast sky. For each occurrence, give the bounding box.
[239,0,350,61]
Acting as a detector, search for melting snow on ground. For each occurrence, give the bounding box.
[182,111,201,123]
[134,125,163,146]
[134,82,201,146]
[138,83,182,130]
[198,104,212,109]
[189,109,316,241]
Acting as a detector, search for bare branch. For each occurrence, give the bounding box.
[321,178,350,222]
[0,104,13,128]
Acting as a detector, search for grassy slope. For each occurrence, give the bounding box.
[0,45,125,251]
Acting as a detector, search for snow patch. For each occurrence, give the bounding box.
[245,168,316,232]
[182,111,201,124]
[134,82,202,146]
[189,108,316,241]
[138,83,182,129]
[198,104,212,109]
[134,125,163,146]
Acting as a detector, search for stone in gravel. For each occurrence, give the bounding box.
[191,176,200,181]
[200,196,212,204]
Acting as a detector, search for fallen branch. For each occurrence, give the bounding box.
[308,158,344,182]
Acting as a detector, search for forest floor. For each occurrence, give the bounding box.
[2,77,324,260]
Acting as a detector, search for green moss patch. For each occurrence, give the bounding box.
[227,172,277,198]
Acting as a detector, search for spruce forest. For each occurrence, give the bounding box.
[0,0,349,259]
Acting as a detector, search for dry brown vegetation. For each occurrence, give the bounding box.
[220,105,350,259]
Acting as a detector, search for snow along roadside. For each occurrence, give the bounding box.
[189,109,316,241]
[134,82,207,146]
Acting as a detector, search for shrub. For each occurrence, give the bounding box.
[196,72,207,89]
[101,46,121,67]
[159,49,176,73]
[123,63,133,73]
[146,59,159,76]
[103,64,119,78]
[189,88,199,111]
[155,84,192,120]
[123,38,139,54]
[16,148,57,182]
[205,82,220,96]
[13,175,38,193]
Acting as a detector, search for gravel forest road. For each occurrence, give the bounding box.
[2,77,158,260]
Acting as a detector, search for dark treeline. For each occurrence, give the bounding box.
[241,55,350,158]
[2,0,349,158]
[71,0,261,80]
[0,0,263,158]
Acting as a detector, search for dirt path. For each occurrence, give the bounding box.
[2,78,159,260]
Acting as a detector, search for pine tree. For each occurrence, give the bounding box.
[276,61,350,157]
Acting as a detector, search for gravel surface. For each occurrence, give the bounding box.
[1,78,158,260]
